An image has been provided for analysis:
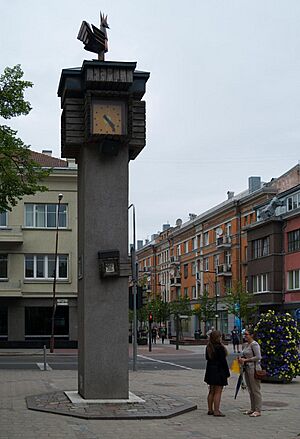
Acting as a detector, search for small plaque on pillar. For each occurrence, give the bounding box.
[98,250,120,278]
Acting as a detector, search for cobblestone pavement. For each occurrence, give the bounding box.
[0,367,299,439]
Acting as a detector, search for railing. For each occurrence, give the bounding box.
[216,235,231,247]
[216,264,232,275]
[170,277,181,285]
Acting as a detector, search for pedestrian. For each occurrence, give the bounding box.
[206,326,214,338]
[231,326,240,353]
[160,327,166,344]
[151,327,157,344]
[238,328,262,417]
[204,330,230,417]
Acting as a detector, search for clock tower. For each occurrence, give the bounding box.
[58,17,149,400]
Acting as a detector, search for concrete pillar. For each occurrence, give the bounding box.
[77,143,129,399]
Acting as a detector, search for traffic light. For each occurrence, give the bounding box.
[129,286,144,310]
[149,313,153,323]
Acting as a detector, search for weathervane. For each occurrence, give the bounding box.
[77,12,109,61]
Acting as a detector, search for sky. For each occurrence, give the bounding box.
[1,0,300,241]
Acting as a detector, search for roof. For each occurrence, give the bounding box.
[30,150,68,168]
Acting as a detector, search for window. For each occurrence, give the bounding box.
[25,255,68,279]
[288,229,300,252]
[192,237,197,250]
[214,254,220,269]
[192,286,197,299]
[0,211,7,227]
[191,261,196,275]
[225,251,231,266]
[183,263,188,278]
[287,193,300,212]
[177,245,181,256]
[215,281,220,296]
[203,257,209,271]
[203,283,209,293]
[25,306,69,336]
[225,222,231,236]
[224,278,232,292]
[25,204,67,228]
[184,241,189,254]
[287,270,300,290]
[203,232,209,246]
[252,237,270,259]
[0,255,8,278]
[184,287,188,298]
[252,274,268,293]
[0,307,8,336]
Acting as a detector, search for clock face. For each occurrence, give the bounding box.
[92,100,126,135]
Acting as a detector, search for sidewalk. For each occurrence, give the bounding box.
[0,362,299,438]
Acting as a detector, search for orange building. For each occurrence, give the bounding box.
[137,166,300,337]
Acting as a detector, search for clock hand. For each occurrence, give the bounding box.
[103,114,116,132]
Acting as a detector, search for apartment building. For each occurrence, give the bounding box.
[247,181,300,320]
[137,165,300,337]
[0,150,78,347]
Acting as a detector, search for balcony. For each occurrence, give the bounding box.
[216,235,231,249]
[216,264,232,276]
[170,256,180,265]
[0,280,22,297]
[170,277,181,286]
[0,226,23,245]
[142,266,151,273]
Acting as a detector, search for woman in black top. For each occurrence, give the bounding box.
[204,330,230,417]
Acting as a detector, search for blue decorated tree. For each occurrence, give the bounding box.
[255,310,300,382]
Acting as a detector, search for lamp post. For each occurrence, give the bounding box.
[215,277,218,331]
[50,193,63,353]
[128,203,137,371]
[198,269,219,331]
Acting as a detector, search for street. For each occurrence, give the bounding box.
[0,343,237,371]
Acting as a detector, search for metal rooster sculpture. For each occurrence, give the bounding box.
[77,12,109,60]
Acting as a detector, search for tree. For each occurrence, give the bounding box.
[147,297,170,325]
[0,65,49,211]
[169,296,192,349]
[193,290,215,336]
[223,281,257,333]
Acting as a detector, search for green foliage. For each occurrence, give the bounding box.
[255,310,300,382]
[0,65,49,211]
[0,65,32,119]
[148,297,170,323]
[169,296,192,317]
[223,281,257,324]
[193,290,215,333]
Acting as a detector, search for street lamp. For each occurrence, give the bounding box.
[198,268,219,331]
[50,193,63,353]
[128,203,137,371]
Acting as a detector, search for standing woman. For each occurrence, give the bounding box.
[204,330,230,417]
[238,328,262,417]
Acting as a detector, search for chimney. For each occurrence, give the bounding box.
[67,158,77,168]
[162,223,170,231]
[248,176,261,193]
[42,150,52,156]
[151,234,158,242]
[145,239,149,245]
[227,191,234,199]
[189,213,197,221]
[137,240,143,250]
